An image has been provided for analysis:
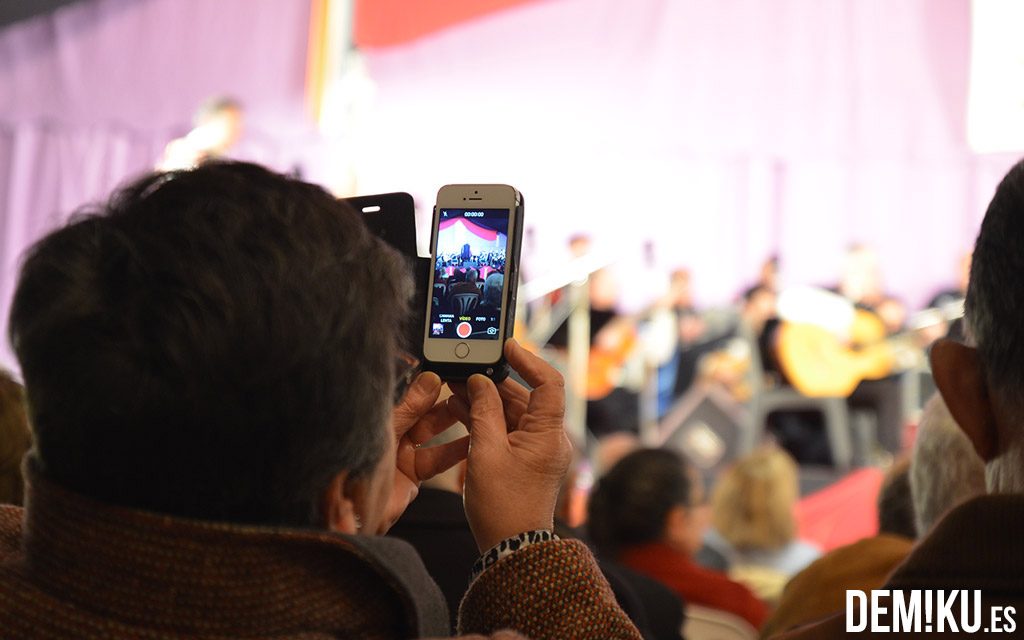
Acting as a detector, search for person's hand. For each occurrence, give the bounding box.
[448,340,573,552]
[380,372,470,533]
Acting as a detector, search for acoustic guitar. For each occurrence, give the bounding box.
[586,316,639,400]
[774,309,899,398]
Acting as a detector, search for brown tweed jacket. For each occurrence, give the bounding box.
[0,469,641,639]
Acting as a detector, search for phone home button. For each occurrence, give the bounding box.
[455,342,470,359]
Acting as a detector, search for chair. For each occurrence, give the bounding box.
[451,293,479,315]
[682,604,758,640]
[742,321,855,470]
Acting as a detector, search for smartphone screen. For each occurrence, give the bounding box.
[428,208,510,341]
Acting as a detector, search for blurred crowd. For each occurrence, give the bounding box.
[1,157,1024,640]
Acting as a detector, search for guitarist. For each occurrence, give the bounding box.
[772,246,907,460]
[837,245,907,457]
[547,261,642,438]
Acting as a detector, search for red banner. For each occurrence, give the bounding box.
[354,0,541,48]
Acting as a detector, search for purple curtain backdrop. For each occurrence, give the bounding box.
[351,0,1021,312]
[0,0,319,372]
[2,0,1023,374]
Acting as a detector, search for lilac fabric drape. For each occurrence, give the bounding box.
[352,0,1020,311]
[2,0,1023,375]
[0,0,316,372]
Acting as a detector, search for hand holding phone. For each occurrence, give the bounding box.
[447,340,573,552]
[422,184,523,381]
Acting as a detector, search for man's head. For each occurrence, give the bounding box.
[931,158,1024,492]
[9,162,410,528]
[465,268,479,284]
[587,448,708,558]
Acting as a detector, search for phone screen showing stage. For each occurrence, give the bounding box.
[429,208,509,340]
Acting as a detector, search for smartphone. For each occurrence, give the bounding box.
[422,184,524,381]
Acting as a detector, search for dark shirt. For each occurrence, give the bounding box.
[388,487,479,631]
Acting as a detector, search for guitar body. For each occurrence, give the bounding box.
[775,309,895,397]
[586,321,638,400]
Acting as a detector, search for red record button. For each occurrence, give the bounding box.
[456,321,472,338]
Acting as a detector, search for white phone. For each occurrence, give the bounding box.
[422,184,523,381]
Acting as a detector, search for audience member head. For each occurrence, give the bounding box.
[910,393,985,535]
[931,158,1024,493]
[587,448,707,559]
[9,161,411,530]
[482,273,504,308]
[711,446,799,551]
[877,458,916,539]
[465,268,479,284]
[0,371,31,505]
[592,432,640,477]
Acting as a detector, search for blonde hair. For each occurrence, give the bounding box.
[0,371,31,505]
[712,446,798,550]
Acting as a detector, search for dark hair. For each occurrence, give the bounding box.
[587,448,692,558]
[0,370,31,505]
[9,161,411,526]
[966,159,1024,403]
[877,459,916,539]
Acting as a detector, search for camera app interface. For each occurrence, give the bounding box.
[429,208,509,340]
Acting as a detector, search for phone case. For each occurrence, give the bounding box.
[344,192,418,257]
[342,192,428,361]
[422,191,524,383]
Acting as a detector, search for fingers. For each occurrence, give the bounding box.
[450,381,528,431]
[505,340,565,427]
[392,372,443,437]
[414,435,470,480]
[467,374,506,445]
[446,393,472,426]
[505,339,560,389]
[448,376,528,432]
[405,399,460,446]
[496,378,530,428]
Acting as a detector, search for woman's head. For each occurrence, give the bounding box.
[712,446,799,551]
[587,448,707,558]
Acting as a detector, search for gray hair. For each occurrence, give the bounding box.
[910,393,986,535]
[483,273,504,307]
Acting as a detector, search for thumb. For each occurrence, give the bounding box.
[467,374,505,446]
